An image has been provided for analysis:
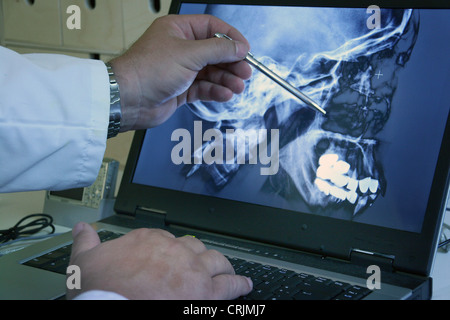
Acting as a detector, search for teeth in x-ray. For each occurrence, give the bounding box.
[314,178,331,195]
[334,160,350,175]
[358,177,371,193]
[358,177,379,193]
[314,178,357,203]
[318,153,339,167]
[332,172,349,188]
[346,191,358,204]
[316,161,350,187]
[369,179,379,193]
[315,153,379,204]
[346,177,358,192]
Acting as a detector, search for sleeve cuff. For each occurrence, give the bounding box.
[73,290,128,300]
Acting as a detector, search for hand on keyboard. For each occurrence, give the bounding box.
[66,223,253,300]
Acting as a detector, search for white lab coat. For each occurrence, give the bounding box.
[0,46,109,193]
[0,46,128,300]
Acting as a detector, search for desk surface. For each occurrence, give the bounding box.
[1,190,449,300]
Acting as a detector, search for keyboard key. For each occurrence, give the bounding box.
[260,271,284,282]
[270,293,293,300]
[228,256,246,267]
[246,288,274,300]
[334,292,359,300]
[255,280,282,293]
[278,275,304,288]
[24,256,52,269]
[275,268,296,278]
[44,256,70,274]
[312,276,332,285]
[329,280,351,291]
[273,285,301,298]
[42,249,68,260]
[293,290,331,300]
[333,285,371,300]
[55,244,72,255]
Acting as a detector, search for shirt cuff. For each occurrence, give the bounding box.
[73,290,128,300]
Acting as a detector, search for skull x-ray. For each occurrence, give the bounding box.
[186,5,417,216]
[133,4,450,233]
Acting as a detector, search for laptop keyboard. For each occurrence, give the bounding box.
[22,230,122,274]
[22,230,371,300]
[227,256,370,300]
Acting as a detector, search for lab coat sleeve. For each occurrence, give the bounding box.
[73,290,128,300]
[0,47,109,193]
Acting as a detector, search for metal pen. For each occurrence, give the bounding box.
[215,33,326,115]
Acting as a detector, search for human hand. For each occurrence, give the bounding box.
[110,14,252,131]
[66,223,253,300]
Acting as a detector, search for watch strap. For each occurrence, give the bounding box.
[105,62,122,139]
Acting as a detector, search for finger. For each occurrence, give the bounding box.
[187,80,234,103]
[211,274,253,300]
[200,249,235,277]
[177,235,207,254]
[191,37,249,66]
[172,15,249,67]
[219,60,253,81]
[193,15,250,62]
[197,65,246,94]
[70,222,100,262]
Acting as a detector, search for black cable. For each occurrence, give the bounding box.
[438,221,450,250]
[0,214,55,244]
[439,238,450,248]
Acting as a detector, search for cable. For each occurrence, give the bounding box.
[0,213,55,244]
[438,222,450,252]
[439,238,450,248]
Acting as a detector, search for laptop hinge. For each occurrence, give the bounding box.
[350,248,395,272]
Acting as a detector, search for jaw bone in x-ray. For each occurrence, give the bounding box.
[184,6,419,218]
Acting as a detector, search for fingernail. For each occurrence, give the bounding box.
[246,277,253,290]
[234,40,249,60]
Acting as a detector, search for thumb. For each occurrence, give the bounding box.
[192,37,249,67]
[70,222,101,261]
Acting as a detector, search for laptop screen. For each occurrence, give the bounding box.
[130,2,450,235]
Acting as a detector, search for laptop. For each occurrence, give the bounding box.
[1,0,449,300]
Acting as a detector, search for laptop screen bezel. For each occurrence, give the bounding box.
[114,0,450,276]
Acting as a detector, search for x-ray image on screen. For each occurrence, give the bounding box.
[184,6,418,216]
[133,4,450,233]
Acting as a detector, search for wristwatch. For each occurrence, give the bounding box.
[105,62,122,139]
